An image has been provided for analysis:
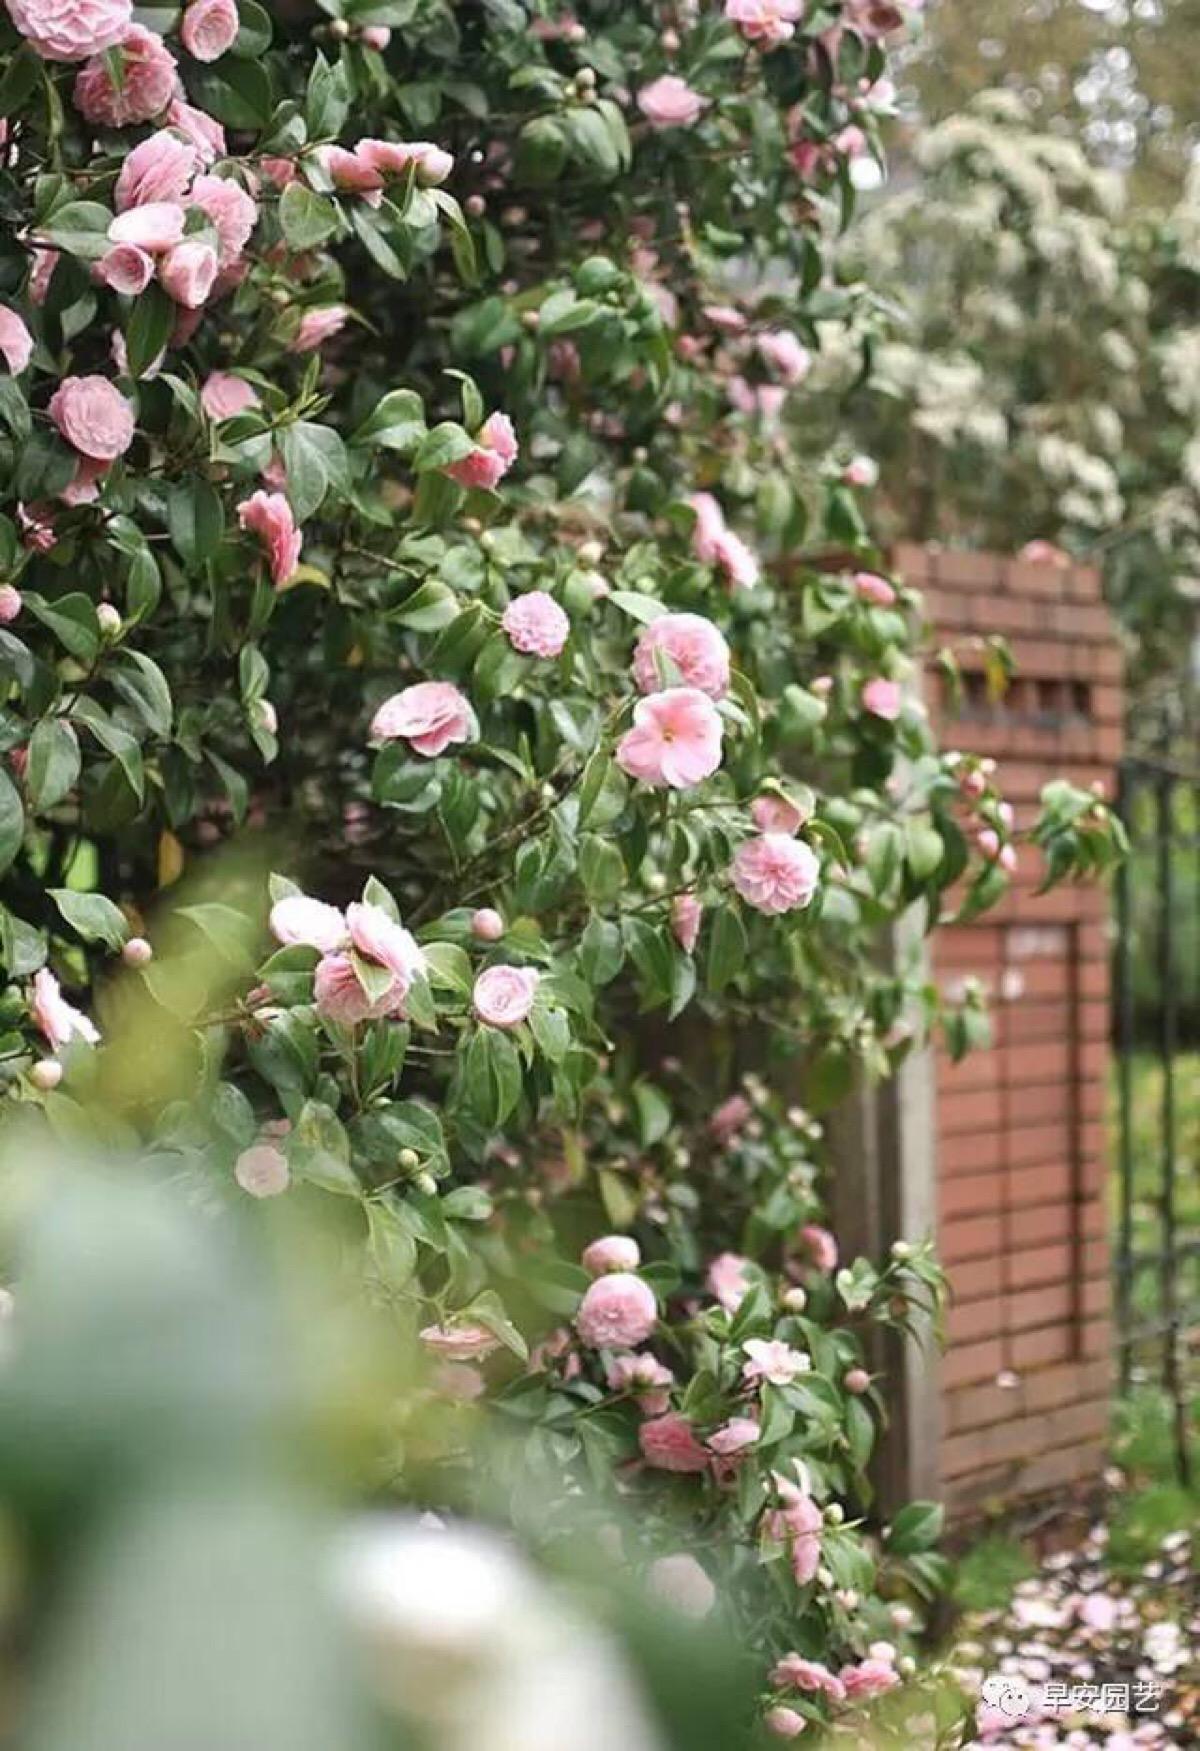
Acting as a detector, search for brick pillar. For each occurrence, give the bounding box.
[900,544,1122,1520]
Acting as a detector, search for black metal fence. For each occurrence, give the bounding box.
[1114,736,1200,1484]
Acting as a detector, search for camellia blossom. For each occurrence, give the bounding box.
[30,968,100,1049]
[501,591,569,658]
[637,75,706,129]
[707,1251,752,1313]
[237,491,302,587]
[575,1272,657,1349]
[418,1321,501,1361]
[201,372,259,421]
[632,612,730,700]
[107,201,186,253]
[708,1417,760,1457]
[318,144,385,202]
[269,892,347,953]
[166,96,225,163]
[234,1142,290,1199]
[581,1235,641,1276]
[346,901,424,987]
[0,586,22,623]
[191,173,258,267]
[470,907,503,942]
[97,243,154,295]
[854,570,897,607]
[688,491,760,588]
[114,128,196,209]
[638,1412,710,1473]
[797,1223,838,1273]
[605,1351,674,1415]
[180,0,239,61]
[731,833,819,915]
[48,376,135,461]
[743,1338,810,1387]
[671,892,702,954]
[771,1652,847,1701]
[290,305,350,353]
[839,1657,900,1699]
[842,453,879,488]
[615,687,723,789]
[764,1707,806,1740]
[160,239,218,307]
[765,1486,823,1585]
[725,0,805,46]
[73,25,178,128]
[709,1093,752,1145]
[0,306,33,375]
[648,1554,716,1619]
[862,676,902,721]
[445,411,518,491]
[751,792,807,835]
[7,0,131,61]
[370,681,474,757]
[472,964,539,1029]
[313,952,408,1026]
[757,328,811,382]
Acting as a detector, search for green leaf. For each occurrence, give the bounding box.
[0,769,24,875]
[232,0,273,57]
[37,200,113,261]
[353,388,427,453]
[289,1099,361,1197]
[24,593,100,664]
[529,1003,570,1063]
[575,748,610,830]
[462,1287,528,1361]
[0,44,39,119]
[189,58,274,129]
[392,578,459,631]
[305,51,350,138]
[414,421,476,473]
[49,888,129,951]
[887,1502,945,1556]
[167,480,225,570]
[609,590,668,624]
[706,904,747,993]
[110,651,173,738]
[124,284,175,379]
[26,719,80,812]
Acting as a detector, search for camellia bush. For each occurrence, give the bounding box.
[0,1,1124,1742]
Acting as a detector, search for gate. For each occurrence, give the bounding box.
[1114,723,1200,1484]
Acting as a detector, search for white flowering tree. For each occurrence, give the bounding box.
[0,5,1121,1742]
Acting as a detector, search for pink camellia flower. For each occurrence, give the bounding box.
[842,453,879,488]
[191,174,258,267]
[854,570,896,607]
[726,0,805,45]
[743,1337,809,1387]
[0,306,33,374]
[839,1658,900,1699]
[751,793,807,835]
[269,892,347,953]
[797,1223,838,1272]
[96,243,155,294]
[639,1411,710,1473]
[313,951,407,1025]
[765,1486,824,1584]
[708,1416,760,1457]
[446,410,518,491]
[237,491,302,587]
[7,0,131,61]
[977,827,1001,861]
[632,612,730,699]
[713,524,760,589]
[73,24,178,128]
[29,247,58,305]
[290,305,350,353]
[638,74,706,128]
[259,155,298,190]
[370,681,474,757]
[470,907,504,942]
[48,375,135,461]
[582,1235,641,1276]
[501,591,569,658]
[201,372,260,421]
[576,1272,657,1349]
[605,1351,674,1415]
[165,96,225,163]
[473,963,539,1029]
[862,677,902,721]
[702,305,747,334]
[234,1142,290,1198]
[648,1554,716,1619]
[690,490,728,560]
[107,201,186,253]
[30,968,100,1049]
[0,586,22,624]
[59,455,109,505]
[731,833,819,915]
[709,1093,752,1145]
[180,0,239,61]
[115,129,196,209]
[317,144,385,202]
[356,138,454,185]
[159,238,218,307]
[361,24,391,49]
[616,687,723,790]
[764,1708,806,1740]
[757,328,811,382]
[346,901,424,987]
[771,1652,847,1701]
[707,1251,751,1312]
[419,1321,500,1361]
[671,892,703,954]
[1019,538,1071,568]
[18,505,55,552]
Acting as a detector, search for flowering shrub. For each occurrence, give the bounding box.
[0,0,1124,1738]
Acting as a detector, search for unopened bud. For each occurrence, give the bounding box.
[30,1059,62,1092]
[122,936,153,967]
[96,602,122,636]
[824,1502,845,1525]
[398,1148,420,1172]
[415,1171,438,1196]
[783,1287,807,1312]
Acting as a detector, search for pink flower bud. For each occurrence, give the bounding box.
[122,936,153,966]
[581,1235,641,1276]
[30,1059,63,1092]
[470,907,504,942]
[844,1367,870,1395]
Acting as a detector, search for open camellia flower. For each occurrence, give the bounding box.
[472,964,539,1029]
[637,75,706,129]
[731,833,820,914]
[237,491,302,587]
[501,590,569,658]
[7,0,132,61]
[615,687,723,788]
[29,969,100,1049]
[48,376,135,461]
[0,307,33,375]
[445,411,519,491]
[72,24,178,128]
[370,681,475,756]
[631,612,730,699]
[575,1272,658,1348]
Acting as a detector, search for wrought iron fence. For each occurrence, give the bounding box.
[1114,733,1200,1484]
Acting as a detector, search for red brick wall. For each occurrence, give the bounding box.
[900,544,1121,1519]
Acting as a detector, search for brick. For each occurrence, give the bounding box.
[1011,1324,1073,1368]
[943,1337,1005,1388]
